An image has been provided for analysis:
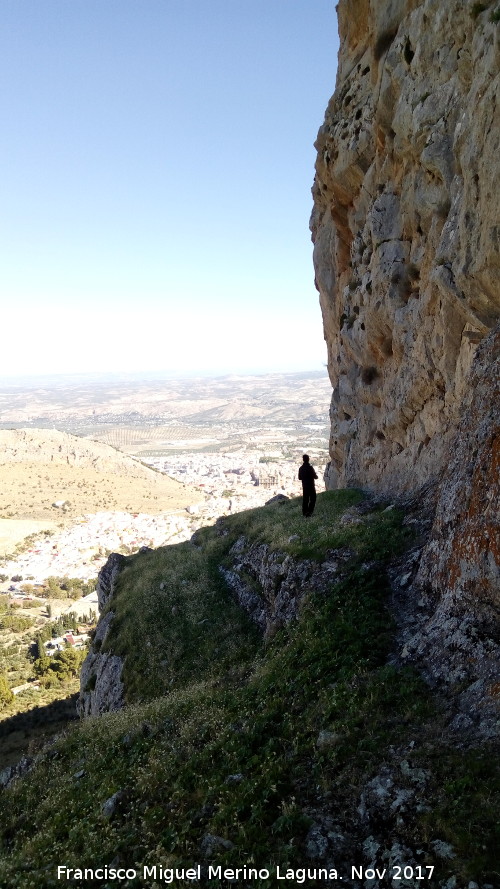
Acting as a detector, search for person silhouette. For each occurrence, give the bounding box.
[298,454,318,517]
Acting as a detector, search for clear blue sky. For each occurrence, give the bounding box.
[1,1,339,377]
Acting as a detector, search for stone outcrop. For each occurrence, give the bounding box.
[221,535,354,636]
[399,325,500,733]
[78,554,125,718]
[311,0,500,494]
[94,552,126,612]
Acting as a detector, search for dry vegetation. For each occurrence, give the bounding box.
[0,461,198,521]
[0,429,201,524]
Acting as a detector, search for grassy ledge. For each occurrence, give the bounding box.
[0,492,498,888]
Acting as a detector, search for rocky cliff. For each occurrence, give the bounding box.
[78,553,126,718]
[311,0,500,735]
[311,0,499,495]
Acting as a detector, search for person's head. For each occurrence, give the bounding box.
[302,454,310,463]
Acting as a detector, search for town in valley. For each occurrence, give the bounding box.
[0,369,331,757]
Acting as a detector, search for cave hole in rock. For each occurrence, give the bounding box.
[361,366,379,385]
[404,38,415,65]
[374,28,398,61]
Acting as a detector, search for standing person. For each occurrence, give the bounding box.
[298,454,318,517]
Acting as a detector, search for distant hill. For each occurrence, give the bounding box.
[0,429,199,521]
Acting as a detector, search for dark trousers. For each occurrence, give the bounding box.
[302,486,316,516]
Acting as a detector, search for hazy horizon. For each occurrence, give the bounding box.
[0,366,329,387]
[1,2,339,378]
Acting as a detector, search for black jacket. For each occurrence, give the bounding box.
[298,463,318,487]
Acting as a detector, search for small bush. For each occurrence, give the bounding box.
[84,673,97,692]
[0,614,34,632]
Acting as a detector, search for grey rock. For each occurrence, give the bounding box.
[316,730,340,748]
[0,767,14,789]
[430,839,456,859]
[102,790,125,819]
[79,554,126,718]
[221,539,352,635]
[224,773,244,785]
[0,756,34,789]
[312,0,499,505]
[199,834,234,857]
[95,552,126,612]
[305,822,329,859]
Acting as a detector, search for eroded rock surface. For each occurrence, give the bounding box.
[79,555,125,717]
[400,325,500,734]
[311,0,500,494]
[221,535,354,636]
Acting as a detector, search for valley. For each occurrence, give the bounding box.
[0,370,331,764]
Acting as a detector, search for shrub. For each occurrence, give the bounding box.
[0,673,14,710]
[0,614,33,632]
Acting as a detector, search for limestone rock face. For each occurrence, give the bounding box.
[221,535,353,636]
[311,0,500,494]
[404,325,500,720]
[79,554,125,718]
[95,552,126,612]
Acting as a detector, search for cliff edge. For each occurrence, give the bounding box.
[311,0,499,495]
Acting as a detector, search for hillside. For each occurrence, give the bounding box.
[0,493,498,887]
[1,1,499,886]
[0,429,200,524]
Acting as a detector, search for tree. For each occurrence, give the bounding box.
[49,648,85,680]
[0,673,14,710]
[33,635,51,678]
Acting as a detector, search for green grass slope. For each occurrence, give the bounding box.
[0,492,498,888]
